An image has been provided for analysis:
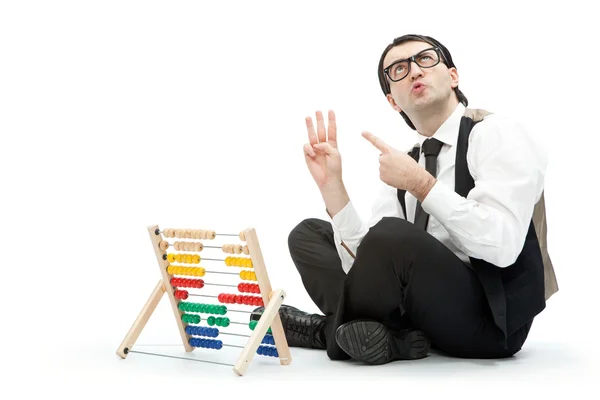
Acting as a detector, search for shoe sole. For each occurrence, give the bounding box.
[335,320,429,365]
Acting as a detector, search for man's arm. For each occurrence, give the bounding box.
[419,115,547,267]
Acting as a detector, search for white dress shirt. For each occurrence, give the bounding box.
[329,103,548,273]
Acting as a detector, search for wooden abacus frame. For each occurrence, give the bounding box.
[116,225,292,376]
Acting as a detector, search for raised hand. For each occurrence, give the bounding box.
[304,110,342,189]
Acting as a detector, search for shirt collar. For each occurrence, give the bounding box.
[415,102,465,148]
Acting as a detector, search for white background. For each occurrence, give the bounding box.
[1,0,598,398]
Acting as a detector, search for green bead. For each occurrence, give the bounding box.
[207,316,216,326]
[193,315,201,324]
[215,317,223,327]
[192,304,199,312]
[178,302,185,311]
[222,317,230,327]
[220,306,227,315]
[181,314,188,323]
[249,320,257,330]
[267,327,272,334]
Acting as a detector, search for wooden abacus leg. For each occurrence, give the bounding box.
[116,279,166,358]
[233,289,287,376]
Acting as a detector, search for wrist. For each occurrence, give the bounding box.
[409,169,436,203]
[320,180,349,218]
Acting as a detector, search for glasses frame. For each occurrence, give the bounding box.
[383,47,447,82]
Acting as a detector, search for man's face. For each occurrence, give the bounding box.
[383,40,458,113]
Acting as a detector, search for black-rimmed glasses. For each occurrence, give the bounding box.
[383,47,445,82]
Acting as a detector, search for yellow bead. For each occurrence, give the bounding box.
[168,254,176,263]
[193,255,200,264]
[251,272,257,281]
[174,254,180,263]
[199,268,205,277]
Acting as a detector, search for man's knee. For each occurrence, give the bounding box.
[360,217,419,252]
[288,218,325,247]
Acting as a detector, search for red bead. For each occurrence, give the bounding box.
[181,290,188,300]
[218,293,224,303]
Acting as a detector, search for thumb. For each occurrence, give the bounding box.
[362,131,389,153]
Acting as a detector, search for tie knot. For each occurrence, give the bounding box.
[421,138,444,157]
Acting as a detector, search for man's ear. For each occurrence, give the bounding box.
[449,67,459,89]
[386,94,402,112]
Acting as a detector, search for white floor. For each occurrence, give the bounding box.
[12,304,598,400]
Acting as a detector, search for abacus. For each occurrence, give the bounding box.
[116,225,292,376]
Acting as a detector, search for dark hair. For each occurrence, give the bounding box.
[377,34,468,130]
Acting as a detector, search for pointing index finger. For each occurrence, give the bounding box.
[362,131,389,153]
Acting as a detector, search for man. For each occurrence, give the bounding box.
[252,34,558,365]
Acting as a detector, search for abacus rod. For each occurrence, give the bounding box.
[157,230,241,237]
[226,309,261,314]
[204,270,239,276]
[126,349,234,367]
[169,244,223,249]
[188,294,219,298]
[201,283,238,288]
[218,332,251,338]
[224,344,245,349]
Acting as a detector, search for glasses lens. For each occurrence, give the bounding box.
[388,61,409,81]
[415,49,439,68]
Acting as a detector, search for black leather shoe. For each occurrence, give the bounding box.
[250,305,326,349]
[334,320,430,365]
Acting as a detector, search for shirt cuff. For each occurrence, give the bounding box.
[329,201,364,238]
[421,180,463,223]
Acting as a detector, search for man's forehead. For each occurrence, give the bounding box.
[384,41,433,66]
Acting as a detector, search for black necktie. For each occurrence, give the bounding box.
[414,138,444,231]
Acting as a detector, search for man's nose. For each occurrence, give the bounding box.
[409,61,424,80]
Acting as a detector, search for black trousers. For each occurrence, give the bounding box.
[288,217,533,360]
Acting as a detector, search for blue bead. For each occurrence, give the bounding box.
[216,340,223,350]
